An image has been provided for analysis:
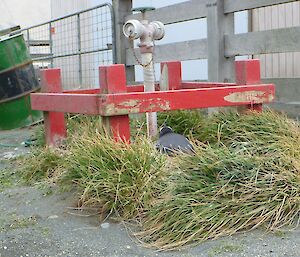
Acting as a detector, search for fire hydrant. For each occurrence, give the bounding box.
[123,7,165,137]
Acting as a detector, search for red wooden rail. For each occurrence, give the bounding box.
[31,59,275,146]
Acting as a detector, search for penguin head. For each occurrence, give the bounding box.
[159,126,173,138]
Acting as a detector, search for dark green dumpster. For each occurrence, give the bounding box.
[0,33,42,130]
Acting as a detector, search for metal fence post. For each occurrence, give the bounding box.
[49,22,54,68]
[26,29,30,48]
[77,13,83,86]
[112,0,135,84]
[207,0,234,113]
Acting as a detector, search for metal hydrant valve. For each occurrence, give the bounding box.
[123,8,165,138]
[123,19,165,53]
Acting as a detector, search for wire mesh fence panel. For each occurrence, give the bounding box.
[16,3,114,90]
[24,23,52,71]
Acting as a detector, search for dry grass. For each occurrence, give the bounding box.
[139,144,300,250]
[130,110,204,138]
[19,109,300,250]
[20,147,66,184]
[197,110,300,156]
[137,110,300,250]
[64,127,168,219]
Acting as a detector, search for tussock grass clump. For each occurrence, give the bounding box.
[157,110,204,136]
[66,131,168,219]
[140,144,300,250]
[20,109,300,250]
[66,114,102,136]
[31,114,102,147]
[197,110,300,156]
[131,110,204,138]
[20,147,66,184]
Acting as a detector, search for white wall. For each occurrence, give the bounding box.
[252,2,300,78]
[0,0,51,30]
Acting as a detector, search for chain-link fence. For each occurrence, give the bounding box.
[14,3,115,90]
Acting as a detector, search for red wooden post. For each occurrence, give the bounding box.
[235,59,263,112]
[160,61,182,90]
[99,65,130,142]
[40,69,67,147]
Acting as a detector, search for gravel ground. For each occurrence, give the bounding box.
[0,128,299,257]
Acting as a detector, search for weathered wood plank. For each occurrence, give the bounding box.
[125,39,208,66]
[225,0,298,13]
[125,0,209,25]
[207,0,234,84]
[100,84,275,116]
[225,26,300,56]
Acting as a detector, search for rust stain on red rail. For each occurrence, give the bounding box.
[104,98,171,115]
[31,84,275,116]
[98,84,275,116]
[224,90,274,103]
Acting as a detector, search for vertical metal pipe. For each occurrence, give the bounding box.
[26,29,30,59]
[26,29,30,48]
[107,3,117,64]
[77,13,83,86]
[142,52,158,137]
[49,22,54,68]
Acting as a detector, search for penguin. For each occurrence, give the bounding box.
[156,126,194,155]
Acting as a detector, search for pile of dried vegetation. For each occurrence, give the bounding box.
[19,110,300,250]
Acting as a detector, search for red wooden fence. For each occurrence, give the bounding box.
[31,59,275,146]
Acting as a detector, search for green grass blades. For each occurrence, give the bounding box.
[157,110,204,136]
[197,110,300,156]
[30,114,103,147]
[20,147,66,184]
[130,110,205,138]
[66,131,168,219]
[139,145,300,250]
[17,109,300,250]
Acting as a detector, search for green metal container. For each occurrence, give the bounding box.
[0,33,42,130]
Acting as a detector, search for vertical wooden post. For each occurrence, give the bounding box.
[40,69,67,147]
[207,0,234,114]
[100,64,131,142]
[112,0,135,83]
[235,59,263,112]
[160,61,182,91]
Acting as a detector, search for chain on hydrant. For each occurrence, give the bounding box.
[123,9,165,137]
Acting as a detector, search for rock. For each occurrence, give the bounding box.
[100,222,110,229]
[48,215,59,219]
[2,152,16,159]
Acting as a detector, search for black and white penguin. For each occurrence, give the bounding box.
[156,126,194,155]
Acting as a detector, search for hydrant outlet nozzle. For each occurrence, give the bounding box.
[123,20,144,40]
[123,20,165,42]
